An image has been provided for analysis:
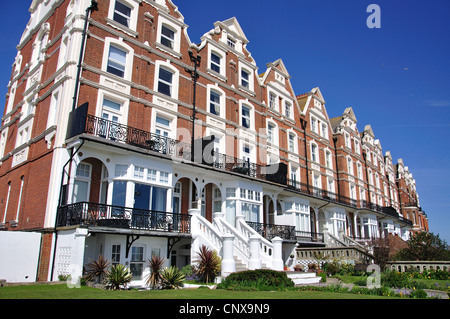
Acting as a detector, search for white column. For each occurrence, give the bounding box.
[248,235,262,270]
[272,236,284,271]
[221,234,235,277]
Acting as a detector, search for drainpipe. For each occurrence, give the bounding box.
[186,50,201,162]
[300,119,309,194]
[362,151,372,207]
[332,136,341,202]
[72,0,98,112]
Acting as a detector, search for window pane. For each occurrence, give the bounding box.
[210,91,221,115]
[161,25,175,49]
[107,46,126,77]
[73,180,89,203]
[114,1,131,27]
[103,98,121,111]
[112,181,127,207]
[151,187,167,212]
[158,68,173,96]
[156,116,170,127]
[210,53,221,73]
[76,163,91,178]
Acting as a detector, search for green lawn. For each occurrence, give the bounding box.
[0,284,393,299]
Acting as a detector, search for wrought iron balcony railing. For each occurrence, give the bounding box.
[75,115,288,183]
[246,221,296,241]
[56,202,191,234]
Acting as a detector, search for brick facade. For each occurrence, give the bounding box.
[0,0,429,281]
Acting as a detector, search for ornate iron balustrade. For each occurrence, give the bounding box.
[81,115,278,182]
[295,230,325,243]
[56,202,191,234]
[246,221,296,241]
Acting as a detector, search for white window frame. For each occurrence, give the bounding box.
[151,110,176,140]
[153,61,180,100]
[288,131,297,153]
[156,14,183,56]
[267,121,278,145]
[325,150,332,169]
[238,62,255,93]
[102,38,134,81]
[107,0,139,35]
[207,85,225,118]
[96,90,129,126]
[240,102,254,130]
[311,142,319,163]
[310,115,319,134]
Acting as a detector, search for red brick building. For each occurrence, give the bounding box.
[0,0,427,284]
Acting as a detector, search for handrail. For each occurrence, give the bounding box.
[235,218,274,267]
[213,216,251,266]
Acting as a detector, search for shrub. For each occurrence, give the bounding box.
[217,269,294,291]
[84,255,111,284]
[104,264,132,290]
[160,266,186,290]
[196,245,221,283]
[145,255,165,289]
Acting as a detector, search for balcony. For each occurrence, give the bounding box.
[56,202,191,235]
[246,221,296,241]
[67,109,287,185]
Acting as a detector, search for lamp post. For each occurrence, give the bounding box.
[186,50,201,162]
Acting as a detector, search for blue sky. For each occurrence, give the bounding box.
[0,0,449,243]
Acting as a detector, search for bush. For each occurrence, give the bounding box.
[196,245,221,283]
[104,264,132,290]
[160,266,185,290]
[217,269,294,291]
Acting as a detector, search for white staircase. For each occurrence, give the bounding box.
[189,204,284,276]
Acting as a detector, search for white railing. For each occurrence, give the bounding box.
[213,214,251,267]
[235,216,274,268]
[190,209,224,265]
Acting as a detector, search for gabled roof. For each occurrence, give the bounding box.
[343,107,357,122]
[266,59,291,79]
[311,87,325,104]
[214,17,249,43]
[364,124,375,137]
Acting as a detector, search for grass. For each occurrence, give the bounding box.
[0,284,394,299]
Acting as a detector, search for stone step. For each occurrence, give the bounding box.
[286,271,322,285]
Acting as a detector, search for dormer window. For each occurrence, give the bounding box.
[113,0,131,28]
[160,25,175,50]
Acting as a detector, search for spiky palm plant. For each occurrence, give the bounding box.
[145,255,165,289]
[84,255,111,283]
[196,245,221,284]
[160,266,185,290]
[104,264,132,290]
